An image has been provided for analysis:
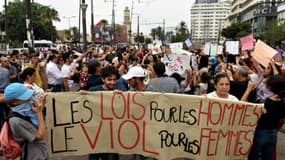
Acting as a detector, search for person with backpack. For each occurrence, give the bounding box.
[3,83,47,160]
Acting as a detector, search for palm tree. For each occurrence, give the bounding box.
[156,26,163,40]
[100,19,108,32]
[38,5,60,27]
[176,21,190,40]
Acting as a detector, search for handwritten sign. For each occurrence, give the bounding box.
[210,43,218,55]
[169,42,183,53]
[252,40,277,67]
[225,41,239,55]
[163,53,191,75]
[46,92,262,160]
[217,45,223,55]
[204,42,211,55]
[240,34,254,51]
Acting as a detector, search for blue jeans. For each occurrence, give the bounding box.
[248,128,277,160]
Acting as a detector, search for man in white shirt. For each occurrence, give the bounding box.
[46,54,63,92]
[61,52,86,91]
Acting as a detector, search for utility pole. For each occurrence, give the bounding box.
[63,16,75,41]
[78,0,81,42]
[105,0,116,44]
[91,0,94,42]
[25,0,34,51]
[163,19,165,44]
[112,0,115,44]
[81,0,88,51]
[129,0,141,44]
[137,15,139,38]
[4,0,8,53]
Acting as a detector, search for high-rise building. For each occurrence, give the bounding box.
[277,1,285,24]
[228,0,281,33]
[191,0,231,43]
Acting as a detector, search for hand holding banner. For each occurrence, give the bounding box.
[46,92,263,160]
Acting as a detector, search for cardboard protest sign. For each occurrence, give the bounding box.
[225,41,239,55]
[251,40,277,67]
[163,53,191,75]
[240,34,254,51]
[46,92,262,160]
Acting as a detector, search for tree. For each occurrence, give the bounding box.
[65,27,79,41]
[100,19,108,32]
[168,21,190,43]
[134,32,145,44]
[176,21,190,38]
[221,22,251,40]
[149,26,165,41]
[259,21,285,47]
[144,37,152,44]
[0,1,60,47]
[150,28,157,40]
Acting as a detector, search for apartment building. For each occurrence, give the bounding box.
[191,0,232,43]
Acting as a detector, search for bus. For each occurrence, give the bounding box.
[23,40,56,50]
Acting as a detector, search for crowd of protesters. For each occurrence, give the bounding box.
[0,42,285,160]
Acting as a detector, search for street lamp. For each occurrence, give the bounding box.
[80,0,88,51]
[63,16,76,40]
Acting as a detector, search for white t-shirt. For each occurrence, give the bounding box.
[61,63,74,88]
[206,91,239,101]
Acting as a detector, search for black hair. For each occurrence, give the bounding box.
[153,61,166,76]
[21,67,36,80]
[88,60,101,74]
[266,75,285,99]
[48,54,57,62]
[62,52,73,62]
[198,55,209,70]
[213,72,230,85]
[201,72,211,83]
[227,54,235,64]
[101,65,119,79]
[171,73,184,84]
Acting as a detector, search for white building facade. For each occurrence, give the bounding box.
[228,0,281,33]
[277,1,285,24]
[191,0,232,43]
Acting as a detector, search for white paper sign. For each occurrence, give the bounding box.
[210,43,218,55]
[225,41,239,55]
[169,42,183,53]
[217,45,223,55]
[163,53,191,75]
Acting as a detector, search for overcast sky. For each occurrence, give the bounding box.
[2,0,195,35]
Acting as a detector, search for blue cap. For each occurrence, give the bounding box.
[209,56,217,64]
[4,83,34,101]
